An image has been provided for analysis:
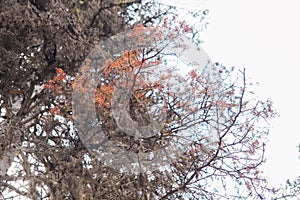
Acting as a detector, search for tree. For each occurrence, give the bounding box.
[269,144,300,199]
[0,0,276,199]
[71,22,276,199]
[270,178,300,200]
[0,0,163,198]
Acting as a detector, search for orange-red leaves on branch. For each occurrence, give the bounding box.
[55,67,65,75]
[49,106,61,116]
[189,70,198,79]
[217,100,228,108]
[44,80,54,90]
[95,47,165,109]
[44,67,67,91]
[246,181,252,191]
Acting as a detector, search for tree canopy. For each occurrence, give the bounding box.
[0,0,278,199]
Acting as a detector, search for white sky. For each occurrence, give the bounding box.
[201,0,300,188]
[164,0,300,188]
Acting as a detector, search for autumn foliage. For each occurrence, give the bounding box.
[0,1,277,199]
[41,21,277,199]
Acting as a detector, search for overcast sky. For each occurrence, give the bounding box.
[163,0,300,188]
[201,0,300,187]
